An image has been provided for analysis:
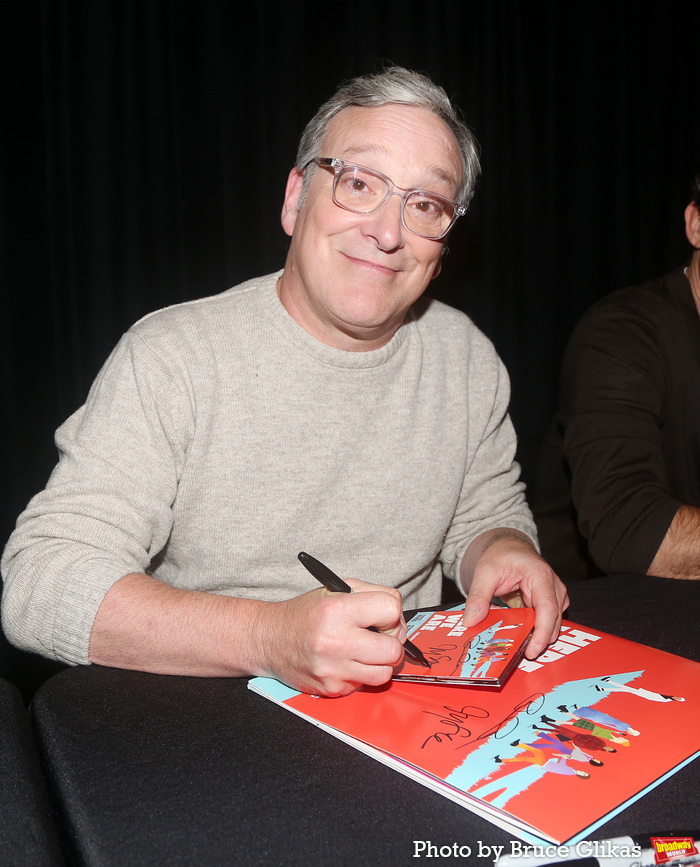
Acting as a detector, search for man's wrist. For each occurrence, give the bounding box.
[460,527,537,593]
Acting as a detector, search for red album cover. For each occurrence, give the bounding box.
[394,607,535,686]
[249,619,700,845]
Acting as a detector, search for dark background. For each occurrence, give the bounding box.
[1,1,698,691]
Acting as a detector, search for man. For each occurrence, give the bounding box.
[2,68,566,696]
[535,174,700,581]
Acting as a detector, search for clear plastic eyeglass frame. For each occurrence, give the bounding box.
[310,157,466,240]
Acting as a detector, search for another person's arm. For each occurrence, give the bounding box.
[559,289,690,576]
[645,212,700,579]
[648,505,700,580]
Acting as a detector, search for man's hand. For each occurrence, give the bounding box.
[460,529,569,659]
[255,580,407,696]
[90,573,407,698]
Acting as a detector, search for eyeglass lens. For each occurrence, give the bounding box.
[333,165,455,239]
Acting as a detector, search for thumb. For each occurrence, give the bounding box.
[462,590,491,627]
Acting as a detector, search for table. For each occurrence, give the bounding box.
[0,677,65,866]
[31,575,700,866]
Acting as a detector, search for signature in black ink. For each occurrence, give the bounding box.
[420,704,490,750]
[425,643,458,666]
[455,692,546,750]
[450,637,479,676]
[425,637,481,676]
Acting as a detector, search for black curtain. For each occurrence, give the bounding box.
[1,1,698,686]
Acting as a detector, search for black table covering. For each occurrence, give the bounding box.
[30,575,700,866]
[0,677,65,866]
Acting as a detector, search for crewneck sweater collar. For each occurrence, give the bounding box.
[257,270,412,370]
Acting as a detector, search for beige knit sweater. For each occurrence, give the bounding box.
[2,271,536,664]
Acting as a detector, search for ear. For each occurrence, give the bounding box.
[684,202,700,248]
[281,167,305,237]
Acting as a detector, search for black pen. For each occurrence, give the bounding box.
[297,551,431,669]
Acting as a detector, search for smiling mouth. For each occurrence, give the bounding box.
[343,253,402,274]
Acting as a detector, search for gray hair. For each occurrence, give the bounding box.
[296,67,481,208]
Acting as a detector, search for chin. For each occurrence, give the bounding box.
[333,299,396,327]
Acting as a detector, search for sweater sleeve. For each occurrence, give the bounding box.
[439,334,538,585]
[1,331,193,664]
[560,300,679,575]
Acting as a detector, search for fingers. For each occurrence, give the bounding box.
[500,589,525,608]
[462,585,493,627]
[524,573,569,658]
[299,660,398,697]
[513,559,568,658]
[268,585,406,697]
[462,552,509,626]
[524,589,562,658]
[343,580,406,640]
[299,630,404,697]
[460,533,569,661]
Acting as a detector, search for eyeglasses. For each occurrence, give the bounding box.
[310,157,466,240]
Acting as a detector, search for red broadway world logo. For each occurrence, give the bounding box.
[650,837,699,865]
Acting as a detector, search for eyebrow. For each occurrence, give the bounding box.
[337,144,460,195]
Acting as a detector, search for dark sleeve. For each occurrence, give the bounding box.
[559,297,680,575]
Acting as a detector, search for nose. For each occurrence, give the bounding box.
[361,191,405,251]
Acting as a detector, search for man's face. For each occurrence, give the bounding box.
[278,104,463,351]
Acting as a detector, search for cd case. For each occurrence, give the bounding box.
[393,605,535,687]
